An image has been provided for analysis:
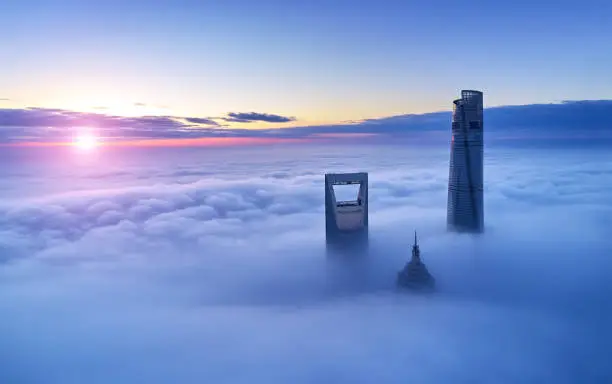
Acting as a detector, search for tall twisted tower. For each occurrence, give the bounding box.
[447,90,484,233]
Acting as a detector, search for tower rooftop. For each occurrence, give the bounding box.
[325,172,369,255]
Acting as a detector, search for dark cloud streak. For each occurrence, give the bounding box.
[226,112,296,123]
[183,117,220,126]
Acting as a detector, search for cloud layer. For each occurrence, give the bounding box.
[0,144,611,383]
[1,100,612,145]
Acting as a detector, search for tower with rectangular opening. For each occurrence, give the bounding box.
[325,172,368,252]
[447,90,484,233]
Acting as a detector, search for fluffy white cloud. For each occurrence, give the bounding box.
[0,145,611,383]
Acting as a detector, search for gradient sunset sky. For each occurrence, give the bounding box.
[2,0,611,127]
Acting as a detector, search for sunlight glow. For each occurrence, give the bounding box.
[73,132,99,150]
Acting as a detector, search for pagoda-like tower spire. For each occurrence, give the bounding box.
[397,229,435,291]
[412,231,420,262]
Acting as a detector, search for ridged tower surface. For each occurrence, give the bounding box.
[447,90,484,233]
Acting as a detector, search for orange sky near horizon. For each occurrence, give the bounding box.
[0,131,384,148]
[1,136,322,148]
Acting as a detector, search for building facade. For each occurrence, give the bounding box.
[447,90,484,233]
[324,172,369,254]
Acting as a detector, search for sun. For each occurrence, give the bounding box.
[73,132,99,150]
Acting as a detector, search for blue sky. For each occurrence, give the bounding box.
[2,0,611,124]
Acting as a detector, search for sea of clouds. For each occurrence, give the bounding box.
[0,143,611,383]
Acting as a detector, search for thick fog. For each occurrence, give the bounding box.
[0,144,610,383]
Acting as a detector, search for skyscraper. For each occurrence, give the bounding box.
[324,172,369,254]
[447,90,484,233]
[397,231,435,291]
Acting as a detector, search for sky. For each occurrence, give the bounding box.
[1,100,612,147]
[2,0,612,126]
[1,145,611,383]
